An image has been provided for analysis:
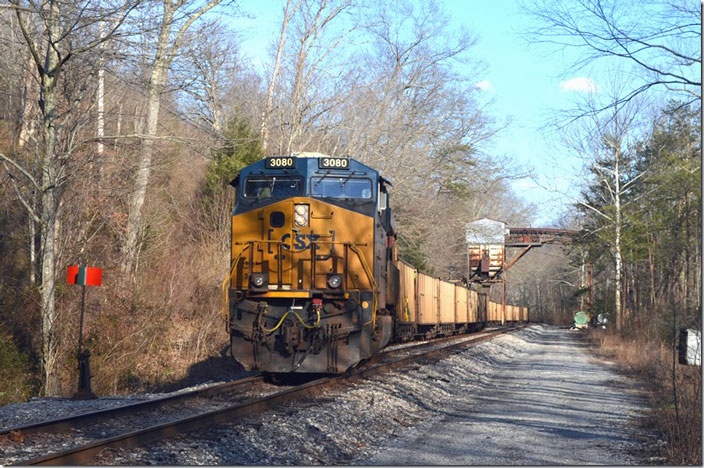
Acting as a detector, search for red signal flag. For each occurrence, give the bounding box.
[67,266,103,287]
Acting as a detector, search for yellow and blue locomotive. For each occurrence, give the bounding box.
[222,153,398,373]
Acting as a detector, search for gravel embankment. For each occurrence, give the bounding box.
[361,325,662,465]
[0,325,661,465]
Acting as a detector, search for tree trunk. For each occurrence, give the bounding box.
[684,193,691,317]
[97,61,105,180]
[115,103,123,151]
[18,66,37,151]
[29,154,39,285]
[38,0,61,395]
[122,0,221,276]
[648,238,656,308]
[261,0,296,153]
[121,5,173,277]
[28,195,38,285]
[122,75,163,277]
[614,149,623,333]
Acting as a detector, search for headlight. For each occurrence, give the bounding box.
[294,204,309,226]
[250,273,267,288]
[327,274,342,289]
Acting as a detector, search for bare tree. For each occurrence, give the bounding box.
[523,0,701,116]
[264,0,358,154]
[260,0,301,153]
[121,0,223,278]
[176,22,246,134]
[1,0,138,395]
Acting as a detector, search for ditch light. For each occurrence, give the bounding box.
[294,204,309,227]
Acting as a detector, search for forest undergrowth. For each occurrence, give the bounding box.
[586,327,702,465]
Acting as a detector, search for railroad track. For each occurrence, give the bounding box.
[0,374,264,439]
[8,325,523,465]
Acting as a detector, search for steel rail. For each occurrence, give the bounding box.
[1,374,262,439]
[19,325,523,466]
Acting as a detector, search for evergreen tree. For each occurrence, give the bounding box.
[204,117,264,201]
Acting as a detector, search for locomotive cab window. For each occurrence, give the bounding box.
[244,177,304,200]
[311,178,372,199]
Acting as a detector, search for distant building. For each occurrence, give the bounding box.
[466,218,506,282]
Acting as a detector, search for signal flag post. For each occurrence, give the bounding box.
[67,265,103,400]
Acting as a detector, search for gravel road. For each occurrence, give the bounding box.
[358,325,658,465]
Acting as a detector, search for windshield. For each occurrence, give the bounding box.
[311,177,373,199]
[244,177,304,199]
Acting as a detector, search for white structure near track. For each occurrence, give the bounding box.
[466,218,506,282]
[679,328,701,366]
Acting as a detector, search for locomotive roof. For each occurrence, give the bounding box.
[230,154,388,186]
[229,154,392,217]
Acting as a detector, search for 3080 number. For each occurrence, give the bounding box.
[319,157,349,169]
[266,157,295,168]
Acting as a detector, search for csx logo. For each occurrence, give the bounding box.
[280,233,321,251]
[267,230,334,257]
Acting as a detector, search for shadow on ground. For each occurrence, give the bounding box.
[149,344,256,393]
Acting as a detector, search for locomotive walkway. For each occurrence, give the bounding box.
[362,326,657,465]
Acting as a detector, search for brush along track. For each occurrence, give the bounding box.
[14,325,524,466]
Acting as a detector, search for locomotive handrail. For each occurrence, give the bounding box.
[347,242,378,328]
[220,243,252,328]
[229,240,369,291]
[221,240,377,328]
[231,240,368,246]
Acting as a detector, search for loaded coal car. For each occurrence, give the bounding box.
[221,152,529,375]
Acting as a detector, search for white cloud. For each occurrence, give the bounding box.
[559,77,597,93]
[474,80,493,91]
[512,178,539,191]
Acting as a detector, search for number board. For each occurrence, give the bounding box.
[318,157,350,169]
[266,156,296,169]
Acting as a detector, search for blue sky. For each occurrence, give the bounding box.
[229,0,603,227]
[443,0,587,226]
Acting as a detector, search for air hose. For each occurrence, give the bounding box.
[257,305,321,335]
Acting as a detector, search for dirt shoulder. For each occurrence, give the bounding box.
[357,325,660,465]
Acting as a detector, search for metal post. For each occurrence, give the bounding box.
[343,244,348,290]
[277,242,283,289]
[77,285,86,355]
[310,241,316,289]
[501,247,506,325]
[467,246,470,285]
[580,256,586,310]
[248,241,254,280]
[502,276,506,325]
[74,284,96,400]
